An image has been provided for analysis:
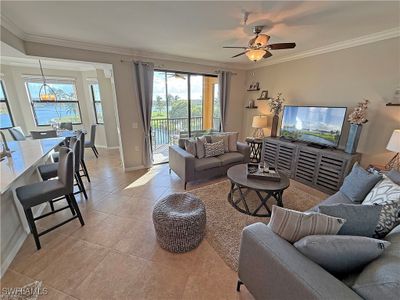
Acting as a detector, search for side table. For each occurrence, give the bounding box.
[245,137,263,163]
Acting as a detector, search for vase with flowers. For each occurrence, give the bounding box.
[268,93,285,137]
[345,99,369,154]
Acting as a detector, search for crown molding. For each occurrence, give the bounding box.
[0,14,26,40]
[22,33,246,71]
[247,27,400,70]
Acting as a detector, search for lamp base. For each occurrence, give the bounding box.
[385,153,400,171]
[253,128,264,139]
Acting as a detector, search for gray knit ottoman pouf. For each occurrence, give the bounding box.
[152,192,206,253]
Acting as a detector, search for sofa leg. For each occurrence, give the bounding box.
[236,280,243,292]
[169,168,171,174]
[184,182,187,190]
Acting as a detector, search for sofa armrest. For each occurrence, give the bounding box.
[237,142,250,163]
[239,223,361,300]
[168,145,195,182]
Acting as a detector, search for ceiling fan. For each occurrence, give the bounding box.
[167,73,186,80]
[223,26,296,62]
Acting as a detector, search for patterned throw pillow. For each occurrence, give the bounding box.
[204,140,224,158]
[211,135,229,152]
[362,175,400,238]
[268,205,345,243]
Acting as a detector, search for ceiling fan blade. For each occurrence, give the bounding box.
[232,51,248,58]
[269,42,296,50]
[223,46,247,49]
[263,51,272,58]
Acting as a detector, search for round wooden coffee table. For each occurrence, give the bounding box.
[227,164,290,217]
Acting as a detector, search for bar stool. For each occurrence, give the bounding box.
[16,148,84,250]
[38,137,88,200]
[84,124,99,158]
[78,131,91,182]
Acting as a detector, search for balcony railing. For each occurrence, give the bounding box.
[150,117,220,148]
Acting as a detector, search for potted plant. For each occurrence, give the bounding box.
[345,99,369,154]
[268,93,285,137]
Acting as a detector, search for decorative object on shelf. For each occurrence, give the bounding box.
[268,92,285,137]
[248,99,255,108]
[38,60,57,101]
[345,99,369,154]
[248,82,260,91]
[252,115,269,139]
[258,90,269,100]
[386,88,400,106]
[385,129,400,170]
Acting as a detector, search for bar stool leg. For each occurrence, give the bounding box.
[49,200,55,212]
[65,195,76,215]
[75,173,88,200]
[69,194,85,226]
[81,160,91,182]
[24,208,41,250]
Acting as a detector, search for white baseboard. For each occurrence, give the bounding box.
[0,231,27,278]
[94,145,120,150]
[124,165,146,171]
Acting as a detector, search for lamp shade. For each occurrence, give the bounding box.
[252,116,269,128]
[246,49,266,62]
[387,129,400,152]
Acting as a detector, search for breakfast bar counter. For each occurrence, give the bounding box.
[0,138,64,276]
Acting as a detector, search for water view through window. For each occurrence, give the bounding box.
[26,80,82,126]
[0,81,14,129]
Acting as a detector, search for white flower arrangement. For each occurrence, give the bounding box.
[269,93,285,115]
[348,99,369,125]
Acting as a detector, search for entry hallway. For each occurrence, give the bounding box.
[0,149,253,300]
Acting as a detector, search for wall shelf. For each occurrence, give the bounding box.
[247,88,260,92]
[245,106,258,109]
[386,103,400,106]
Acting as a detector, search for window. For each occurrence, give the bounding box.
[89,82,104,124]
[25,78,82,126]
[0,80,14,129]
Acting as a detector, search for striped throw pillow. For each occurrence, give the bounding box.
[204,140,224,157]
[268,205,345,243]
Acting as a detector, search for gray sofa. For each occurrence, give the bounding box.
[169,137,250,189]
[238,190,400,300]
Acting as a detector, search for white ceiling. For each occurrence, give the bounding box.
[1,1,399,68]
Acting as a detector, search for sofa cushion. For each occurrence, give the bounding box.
[194,157,221,171]
[318,204,382,237]
[340,162,382,204]
[225,132,238,152]
[351,224,400,299]
[308,191,353,212]
[217,152,244,166]
[294,235,390,275]
[211,135,229,152]
[196,136,207,159]
[184,139,197,156]
[268,205,345,243]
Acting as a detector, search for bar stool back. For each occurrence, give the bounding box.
[16,147,84,250]
[77,131,91,182]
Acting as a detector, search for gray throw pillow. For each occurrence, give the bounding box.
[340,162,382,203]
[387,169,400,185]
[294,235,390,274]
[184,139,196,156]
[195,136,207,159]
[319,204,382,237]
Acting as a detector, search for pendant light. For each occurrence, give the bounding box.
[38,60,57,101]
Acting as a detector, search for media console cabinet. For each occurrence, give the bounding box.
[262,137,361,194]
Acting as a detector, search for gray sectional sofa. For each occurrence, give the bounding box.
[169,137,250,189]
[238,184,400,299]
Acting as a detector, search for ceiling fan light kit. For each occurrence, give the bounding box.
[223,25,296,62]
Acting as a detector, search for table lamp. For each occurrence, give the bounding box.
[252,115,269,139]
[386,129,400,170]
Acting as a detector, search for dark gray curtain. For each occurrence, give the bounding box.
[132,61,154,168]
[218,71,232,132]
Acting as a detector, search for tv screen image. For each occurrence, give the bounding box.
[280,106,347,147]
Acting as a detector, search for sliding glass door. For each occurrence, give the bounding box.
[151,71,219,164]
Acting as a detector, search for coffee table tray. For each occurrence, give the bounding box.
[246,163,281,182]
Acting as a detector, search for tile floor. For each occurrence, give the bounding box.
[1,149,254,300]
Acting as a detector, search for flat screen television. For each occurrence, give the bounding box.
[280,106,347,147]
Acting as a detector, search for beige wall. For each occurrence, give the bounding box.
[0,63,120,148]
[243,37,400,167]
[4,31,245,170]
